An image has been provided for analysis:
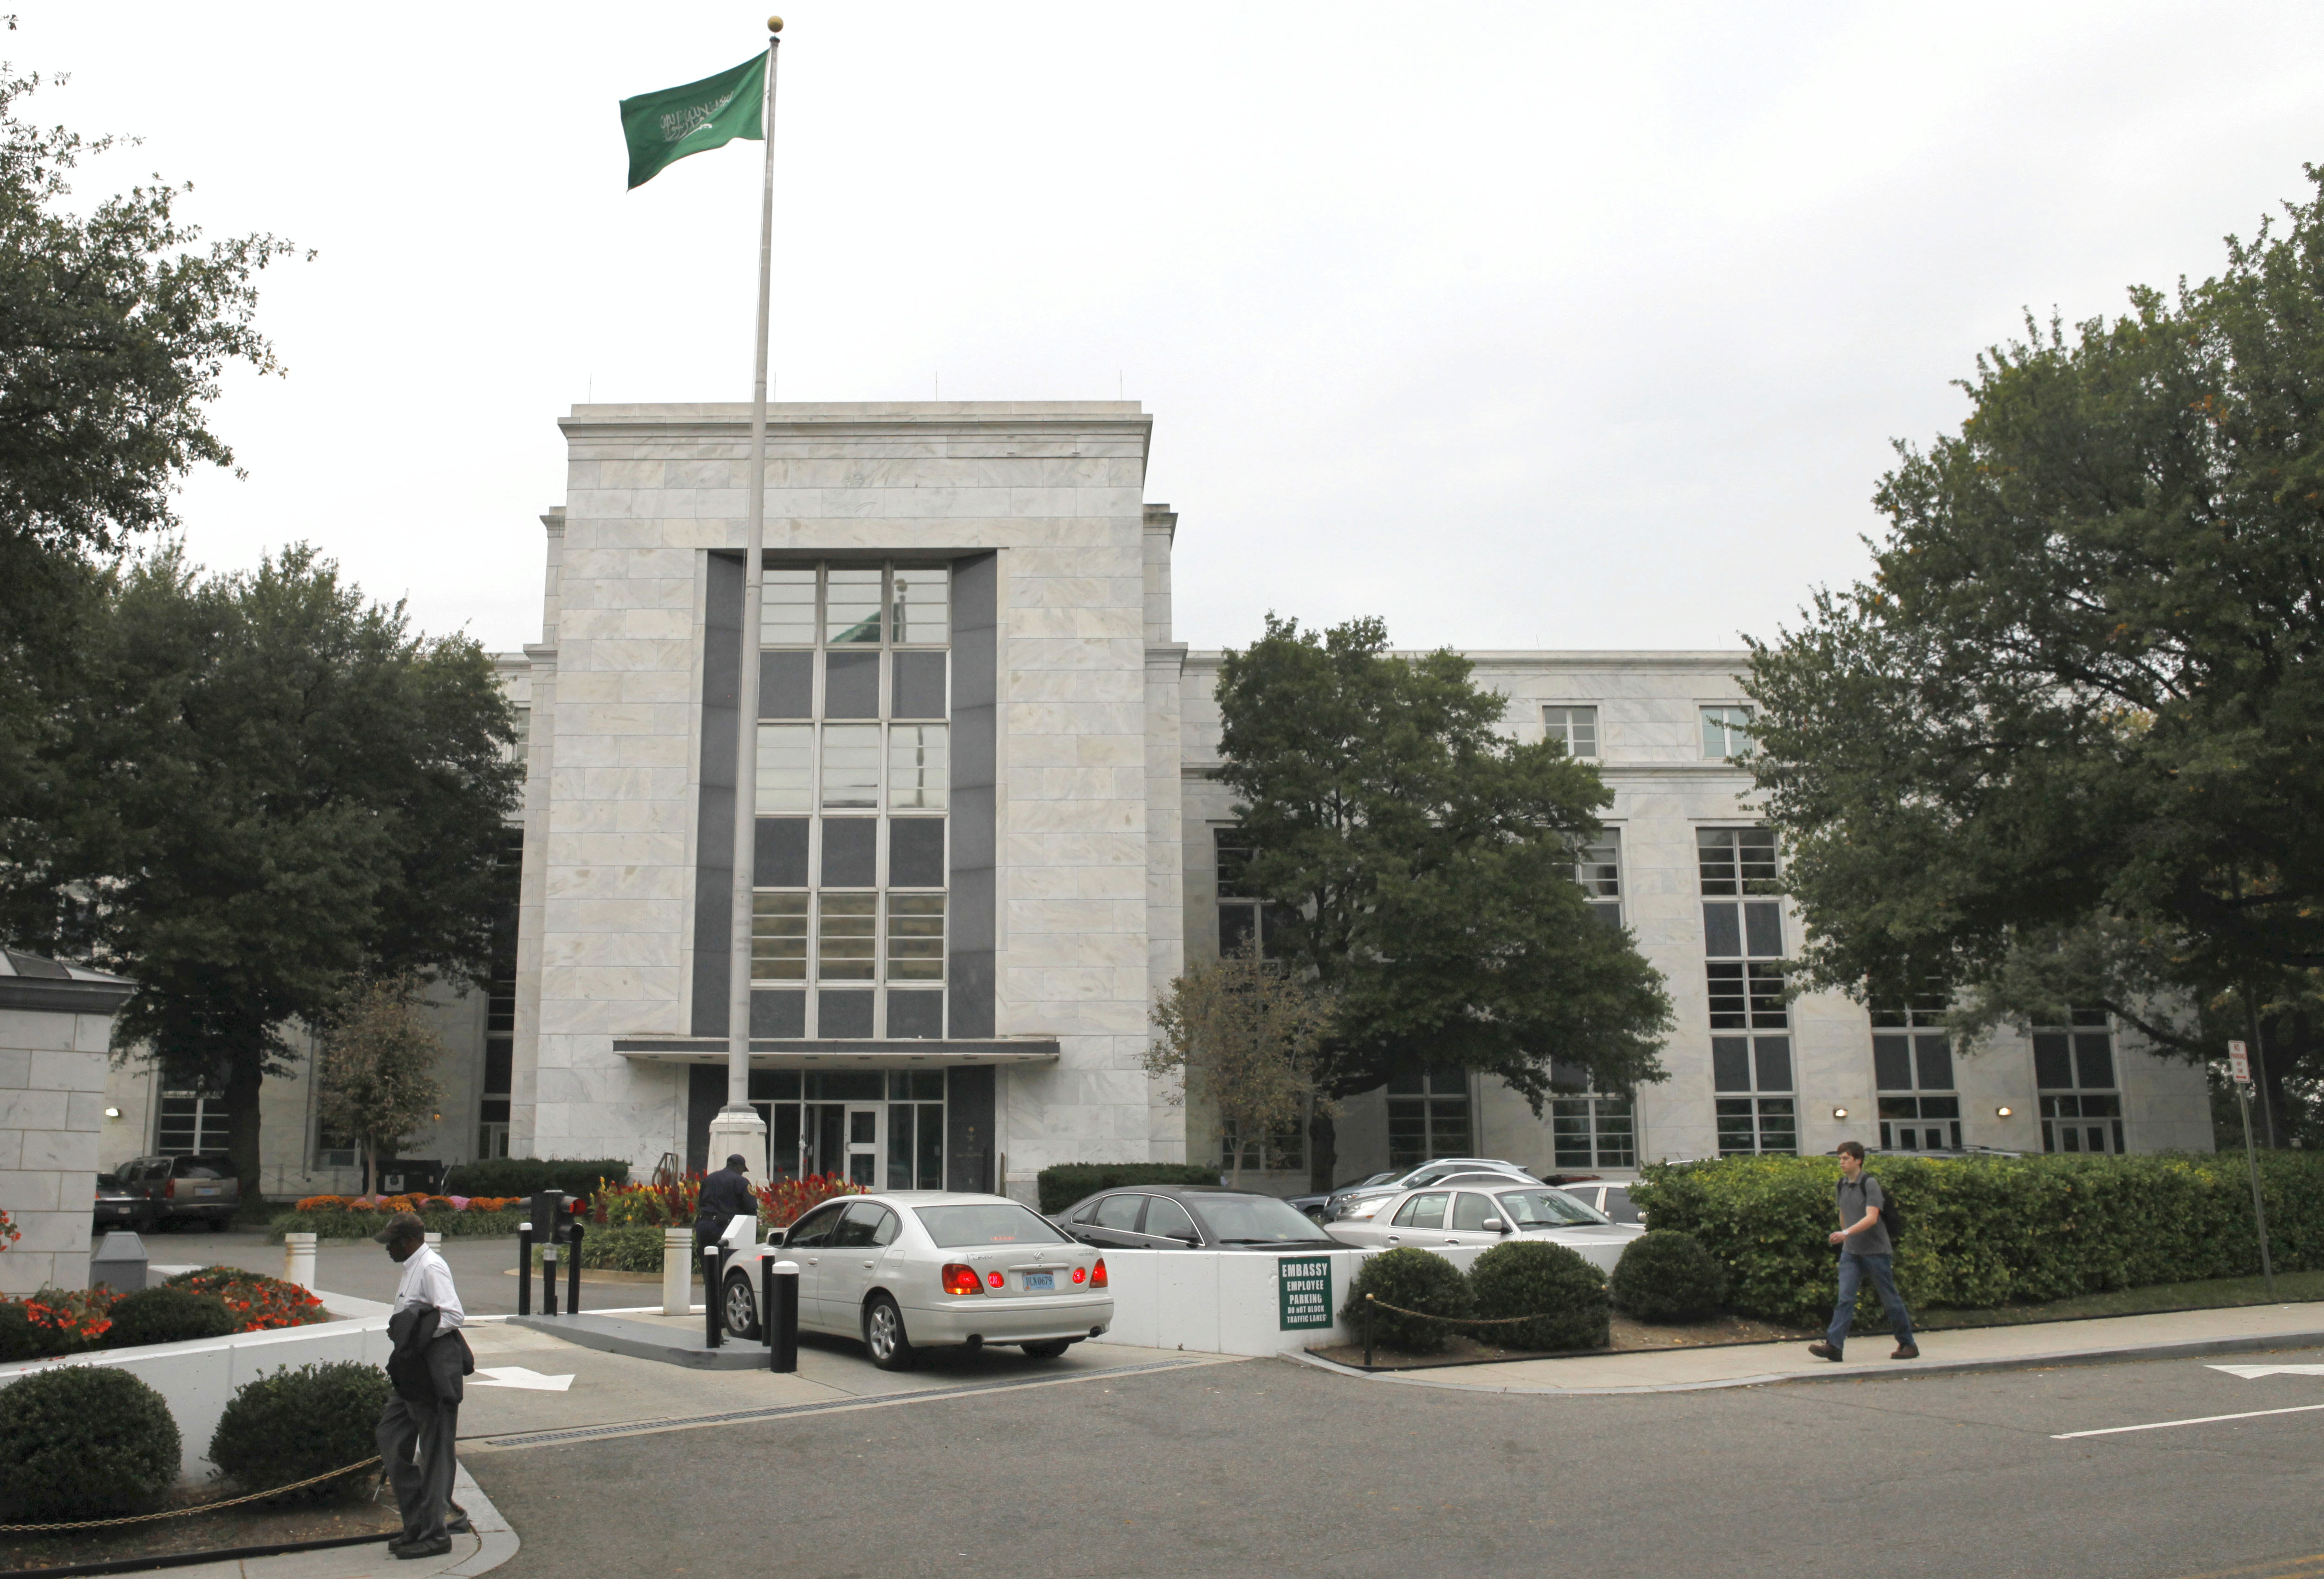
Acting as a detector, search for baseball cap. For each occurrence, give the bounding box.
[372,1210,427,1245]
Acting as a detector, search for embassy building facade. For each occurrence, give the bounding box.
[99,402,2216,1197]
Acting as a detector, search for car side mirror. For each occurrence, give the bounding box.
[1482,1218,1507,1232]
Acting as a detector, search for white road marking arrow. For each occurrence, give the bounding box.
[2207,1364,2324,1380]
[470,1366,575,1392]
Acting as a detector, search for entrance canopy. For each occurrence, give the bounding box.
[613,1036,1061,1071]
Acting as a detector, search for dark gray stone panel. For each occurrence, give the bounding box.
[759,650,813,719]
[892,651,947,720]
[818,989,875,1039]
[887,990,944,1039]
[750,989,806,1038]
[945,1064,995,1192]
[889,818,945,888]
[686,1063,723,1173]
[823,650,881,718]
[754,818,809,888]
[691,553,744,1037]
[949,554,997,1038]
[821,819,876,887]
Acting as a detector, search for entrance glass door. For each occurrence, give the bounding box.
[844,1106,882,1188]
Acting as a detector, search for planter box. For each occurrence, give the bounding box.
[1100,1245,1491,1356]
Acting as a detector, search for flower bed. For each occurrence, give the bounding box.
[163,1266,327,1330]
[0,1267,327,1361]
[589,1172,862,1231]
[272,1195,526,1242]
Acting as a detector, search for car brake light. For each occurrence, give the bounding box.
[1091,1257,1108,1289]
[164,1178,176,1199]
[1071,1266,1086,1284]
[986,1270,1005,1288]
[940,1263,982,1297]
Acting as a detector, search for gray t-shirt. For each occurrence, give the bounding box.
[1836,1173,1893,1257]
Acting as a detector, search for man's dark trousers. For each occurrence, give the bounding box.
[1826,1251,1914,1351]
[378,1333,465,1546]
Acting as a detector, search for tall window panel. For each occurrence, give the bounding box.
[749,563,951,1039]
[1573,832,1622,928]
[1701,705,1756,760]
[2034,1008,2124,1153]
[1701,828,1792,1154]
[156,1092,230,1156]
[1542,705,1599,759]
[1386,1066,1472,1168]
[1214,827,1296,958]
[1872,996,1959,1150]
[1550,1059,1635,1168]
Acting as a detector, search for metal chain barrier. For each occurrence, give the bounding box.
[1364,1293,1558,1326]
[0,1454,383,1534]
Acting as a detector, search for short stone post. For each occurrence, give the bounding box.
[281,1231,318,1293]
[662,1226,693,1316]
[424,1231,443,1249]
[89,1230,149,1293]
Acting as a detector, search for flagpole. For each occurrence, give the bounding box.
[714,16,783,1179]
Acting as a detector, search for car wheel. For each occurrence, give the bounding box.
[863,1294,916,1371]
[721,1271,761,1340]
[1021,1339,1071,1359]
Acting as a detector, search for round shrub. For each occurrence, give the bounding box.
[1612,1230,1730,1323]
[1468,1240,1610,1351]
[210,1362,394,1501]
[105,1286,237,1349]
[0,1365,180,1520]
[1340,1247,1472,1355]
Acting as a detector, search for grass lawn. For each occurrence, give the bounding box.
[1916,1268,2324,1330]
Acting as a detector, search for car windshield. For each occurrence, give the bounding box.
[1192,1197,1335,1244]
[1498,1188,1612,1227]
[914,1203,1072,1248]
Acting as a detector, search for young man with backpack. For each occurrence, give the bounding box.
[1807,1140,1919,1362]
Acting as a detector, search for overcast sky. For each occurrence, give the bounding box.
[15,3,2324,655]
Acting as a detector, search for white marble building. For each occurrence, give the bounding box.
[98,400,2215,1199]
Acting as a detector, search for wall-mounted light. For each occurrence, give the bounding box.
[103,1106,121,1119]
[1996,1105,2014,1118]
[1832,1106,1849,1120]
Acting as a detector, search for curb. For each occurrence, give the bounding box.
[446,1463,520,1577]
[1284,1326,2324,1396]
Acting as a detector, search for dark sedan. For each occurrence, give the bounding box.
[93,1171,138,1230]
[1056,1186,1342,1251]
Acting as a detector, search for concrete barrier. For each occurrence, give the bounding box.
[1099,1244,1492,1356]
[0,1308,393,1481]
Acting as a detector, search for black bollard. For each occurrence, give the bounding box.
[704,1243,725,1349]
[566,1221,585,1317]
[760,1254,774,1350]
[516,1223,533,1317]
[542,1242,559,1317]
[768,1258,799,1374]
[1364,1294,1375,1368]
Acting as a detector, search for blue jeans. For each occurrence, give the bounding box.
[1827,1251,1914,1350]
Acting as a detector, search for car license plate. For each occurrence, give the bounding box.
[196,1187,218,1197]
[1021,1271,1054,1291]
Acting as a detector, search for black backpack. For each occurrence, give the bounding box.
[1871,1174,1905,1244]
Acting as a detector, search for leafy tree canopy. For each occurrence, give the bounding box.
[1143,948,1336,1187]
[1742,169,2324,1140]
[1215,616,1674,1186]
[317,976,449,1199]
[1,545,521,1185]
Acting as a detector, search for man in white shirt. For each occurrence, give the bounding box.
[374,1211,472,1560]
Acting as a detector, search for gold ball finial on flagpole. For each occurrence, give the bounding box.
[767,15,783,32]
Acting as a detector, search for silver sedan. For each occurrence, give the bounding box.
[1324,1182,1645,1271]
[716,1192,1115,1371]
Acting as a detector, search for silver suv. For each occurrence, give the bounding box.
[1319,1158,1537,1223]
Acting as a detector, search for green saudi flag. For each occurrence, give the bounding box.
[620,54,767,190]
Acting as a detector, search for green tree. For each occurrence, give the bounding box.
[1142,948,1336,1188]
[0,55,300,921]
[1741,169,2324,1144]
[1214,616,1674,1191]
[0,545,521,1186]
[316,978,447,1199]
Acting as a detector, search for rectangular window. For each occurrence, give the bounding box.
[824,567,884,644]
[1542,705,1599,759]
[817,893,879,980]
[892,565,949,646]
[1214,826,1295,958]
[1386,1066,1472,1169]
[1698,827,1778,896]
[888,724,948,811]
[1711,1035,1795,1155]
[157,1092,230,1156]
[761,567,819,645]
[1551,1095,1636,1169]
[1573,833,1621,927]
[885,893,946,981]
[751,893,809,980]
[755,724,814,814]
[1701,705,1756,760]
[2034,1010,2124,1153]
[1874,1030,1960,1151]
[819,724,882,809]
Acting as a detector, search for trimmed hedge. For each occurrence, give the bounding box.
[1611,1231,1728,1323]
[107,1286,237,1347]
[535,1223,669,1272]
[210,1362,393,1501]
[0,1365,180,1520]
[1340,1246,1472,1354]
[1629,1151,2324,1328]
[1469,1240,1609,1351]
[441,1157,631,1198]
[1036,1162,1223,1214]
[271,1206,525,1242]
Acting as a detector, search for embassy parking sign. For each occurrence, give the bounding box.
[1279,1255,1333,1330]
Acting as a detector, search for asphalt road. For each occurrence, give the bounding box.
[136,1229,682,1315]
[468,1345,2324,1579]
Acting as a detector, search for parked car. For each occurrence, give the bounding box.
[1289,1173,1397,1219]
[713,1192,1114,1371]
[1324,1159,1539,1224]
[114,1154,241,1232]
[1055,1186,1343,1251]
[1548,1180,1644,1225]
[93,1171,139,1230]
[1325,1181,1645,1271]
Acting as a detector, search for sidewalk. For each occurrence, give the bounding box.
[1294,1299,2324,1395]
[140,1466,515,1579]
